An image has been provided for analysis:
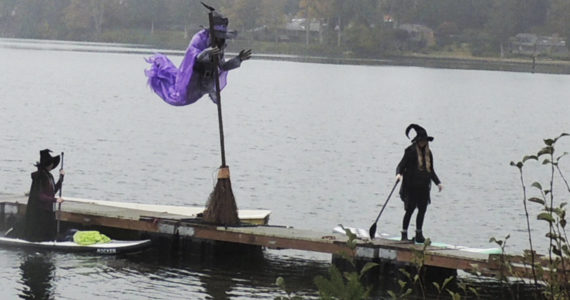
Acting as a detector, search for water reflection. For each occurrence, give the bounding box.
[202,273,233,300]
[118,245,327,299]
[19,252,55,299]
[198,247,262,300]
[3,243,548,299]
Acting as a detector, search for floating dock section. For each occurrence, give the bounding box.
[0,194,565,281]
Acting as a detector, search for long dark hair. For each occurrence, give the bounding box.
[415,143,432,172]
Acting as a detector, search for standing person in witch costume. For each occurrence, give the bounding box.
[396,124,443,243]
[144,10,251,105]
[23,149,65,242]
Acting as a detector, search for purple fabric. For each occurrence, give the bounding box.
[145,29,228,106]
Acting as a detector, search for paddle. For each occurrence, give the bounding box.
[56,152,64,236]
[368,178,400,239]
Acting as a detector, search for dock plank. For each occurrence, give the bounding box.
[194,226,353,255]
[0,194,270,224]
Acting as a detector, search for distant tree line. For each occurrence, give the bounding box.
[1,0,569,58]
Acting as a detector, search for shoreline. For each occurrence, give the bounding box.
[255,53,570,75]
[2,37,569,75]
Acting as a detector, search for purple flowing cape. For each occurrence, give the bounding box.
[144,29,228,106]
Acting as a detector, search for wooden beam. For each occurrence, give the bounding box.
[189,226,355,255]
[398,250,483,270]
[58,211,158,232]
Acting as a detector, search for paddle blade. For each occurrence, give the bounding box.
[369,223,377,240]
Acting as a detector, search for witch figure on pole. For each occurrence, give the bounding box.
[144,2,252,225]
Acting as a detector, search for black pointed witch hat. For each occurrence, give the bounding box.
[201,2,237,39]
[38,149,60,170]
[405,124,434,142]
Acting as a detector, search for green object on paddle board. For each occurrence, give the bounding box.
[73,231,111,245]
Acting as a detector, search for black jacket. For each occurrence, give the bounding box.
[396,144,440,203]
[23,168,62,241]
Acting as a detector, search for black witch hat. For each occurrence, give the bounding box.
[405,124,434,142]
[201,2,237,39]
[38,149,60,170]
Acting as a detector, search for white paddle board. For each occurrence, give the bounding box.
[333,225,501,255]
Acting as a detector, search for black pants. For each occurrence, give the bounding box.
[402,186,430,231]
[402,201,427,231]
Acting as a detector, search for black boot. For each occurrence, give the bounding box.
[415,230,425,243]
[401,230,408,241]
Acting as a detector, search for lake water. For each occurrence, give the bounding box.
[0,39,569,299]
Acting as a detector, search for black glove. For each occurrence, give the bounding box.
[238,49,252,62]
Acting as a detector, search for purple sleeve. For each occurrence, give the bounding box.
[37,178,56,204]
[38,192,56,204]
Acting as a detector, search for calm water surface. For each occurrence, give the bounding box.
[0,39,569,299]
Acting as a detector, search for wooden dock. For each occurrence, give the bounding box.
[0,194,563,281]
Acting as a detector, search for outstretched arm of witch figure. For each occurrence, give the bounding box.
[238,49,252,61]
[220,49,252,71]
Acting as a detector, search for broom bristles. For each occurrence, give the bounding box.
[203,168,239,225]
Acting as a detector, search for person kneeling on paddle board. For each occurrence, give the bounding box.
[23,149,65,242]
[396,124,443,243]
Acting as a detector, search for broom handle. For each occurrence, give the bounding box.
[207,10,227,168]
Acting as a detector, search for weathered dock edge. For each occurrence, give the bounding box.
[0,194,564,281]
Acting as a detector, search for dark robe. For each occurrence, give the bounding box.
[23,168,62,242]
[396,144,440,210]
[192,44,242,102]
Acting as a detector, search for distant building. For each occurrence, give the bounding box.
[251,18,322,43]
[398,24,435,47]
[509,33,568,57]
[281,18,321,42]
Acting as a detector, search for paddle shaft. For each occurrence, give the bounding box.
[207,10,227,168]
[370,179,400,237]
[56,152,64,235]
